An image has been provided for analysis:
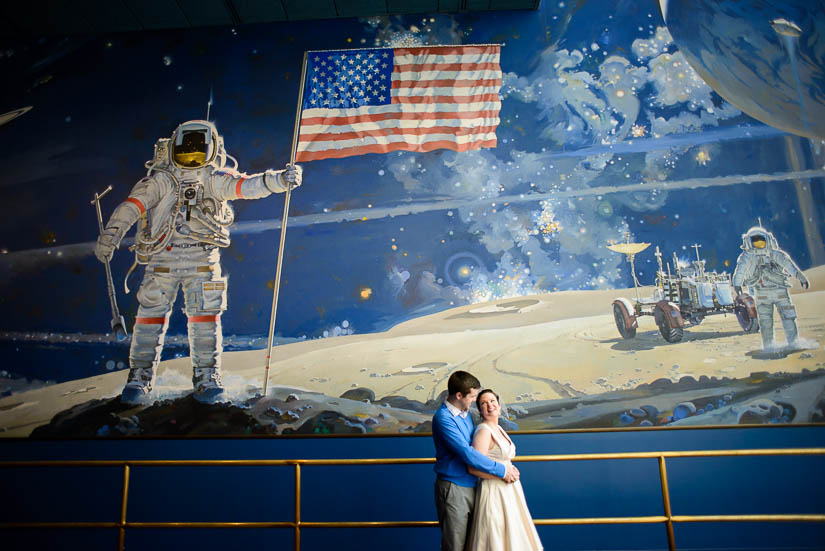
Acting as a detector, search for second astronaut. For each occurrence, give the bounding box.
[732,224,809,350]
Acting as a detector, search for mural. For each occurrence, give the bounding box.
[0,0,823,437]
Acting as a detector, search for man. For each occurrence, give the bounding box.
[94,119,302,404]
[732,224,809,349]
[432,370,520,550]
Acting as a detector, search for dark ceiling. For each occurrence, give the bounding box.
[1,0,541,37]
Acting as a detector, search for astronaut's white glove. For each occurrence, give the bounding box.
[283,163,302,189]
[95,226,124,263]
[264,164,302,193]
[799,273,810,290]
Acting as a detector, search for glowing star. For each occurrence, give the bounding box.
[359,287,372,300]
[458,266,471,278]
[695,150,711,166]
[631,124,646,138]
[534,207,561,236]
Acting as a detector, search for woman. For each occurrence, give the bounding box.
[467,389,543,551]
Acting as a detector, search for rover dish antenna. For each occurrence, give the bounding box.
[606,242,651,256]
[607,235,651,301]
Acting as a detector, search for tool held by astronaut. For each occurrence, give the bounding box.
[91,185,128,341]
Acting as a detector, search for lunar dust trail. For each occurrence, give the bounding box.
[3,168,825,261]
[234,168,825,232]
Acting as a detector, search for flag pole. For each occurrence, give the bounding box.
[263,51,308,398]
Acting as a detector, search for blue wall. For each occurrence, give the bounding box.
[2,426,824,550]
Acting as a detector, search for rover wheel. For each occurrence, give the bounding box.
[735,293,760,333]
[613,303,636,339]
[736,305,759,333]
[654,303,684,343]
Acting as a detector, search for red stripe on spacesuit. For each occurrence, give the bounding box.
[135,316,166,324]
[125,197,146,214]
[234,177,246,199]
[188,315,220,323]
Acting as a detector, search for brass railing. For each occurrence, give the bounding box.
[2,448,824,551]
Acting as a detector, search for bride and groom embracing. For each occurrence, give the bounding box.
[432,370,543,551]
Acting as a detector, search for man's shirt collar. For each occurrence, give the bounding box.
[445,399,468,419]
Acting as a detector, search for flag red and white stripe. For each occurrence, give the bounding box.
[295,45,502,162]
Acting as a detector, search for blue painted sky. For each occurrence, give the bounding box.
[0,0,822,384]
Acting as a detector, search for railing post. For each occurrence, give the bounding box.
[294,463,301,551]
[118,463,130,551]
[658,455,676,551]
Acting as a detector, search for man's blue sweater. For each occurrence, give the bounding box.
[432,402,506,487]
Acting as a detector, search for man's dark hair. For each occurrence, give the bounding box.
[447,370,481,396]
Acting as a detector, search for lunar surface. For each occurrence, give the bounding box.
[2,268,823,437]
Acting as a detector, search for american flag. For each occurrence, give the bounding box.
[295,44,502,162]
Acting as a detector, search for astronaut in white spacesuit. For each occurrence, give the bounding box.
[732,225,809,350]
[94,120,302,404]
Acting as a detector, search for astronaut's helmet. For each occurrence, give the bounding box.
[171,120,222,169]
[741,226,778,253]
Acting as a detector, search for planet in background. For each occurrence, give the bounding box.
[661,0,825,139]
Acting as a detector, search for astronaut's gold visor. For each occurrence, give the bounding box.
[751,236,767,249]
[172,130,209,168]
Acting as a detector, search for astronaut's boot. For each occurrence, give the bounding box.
[188,314,225,403]
[781,317,800,348]
[192,367,225,403]
[756,302,776,351]
[121,317,166,404]
[121,367,156,404]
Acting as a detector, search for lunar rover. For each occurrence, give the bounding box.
[607,236,759,343]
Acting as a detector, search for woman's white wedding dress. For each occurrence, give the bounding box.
[467,423,543,551]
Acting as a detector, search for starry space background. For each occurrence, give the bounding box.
[0,0,822,388]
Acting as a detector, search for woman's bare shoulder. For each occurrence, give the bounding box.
[473,422,493,434]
